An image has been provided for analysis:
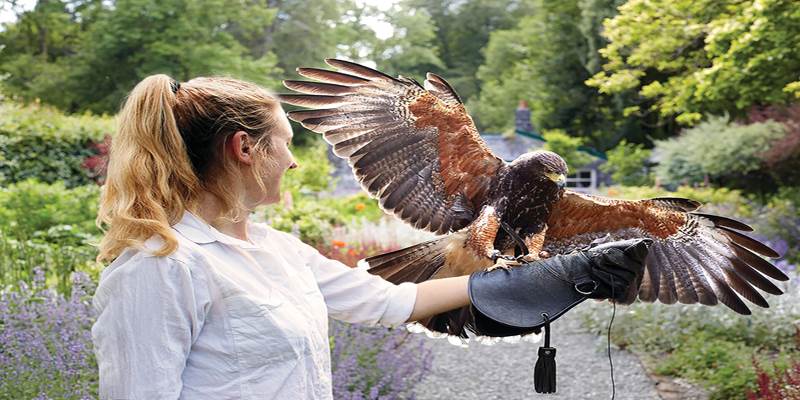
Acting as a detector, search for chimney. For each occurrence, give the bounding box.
[515,99,533,133]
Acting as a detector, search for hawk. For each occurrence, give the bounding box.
[279,59,788,338]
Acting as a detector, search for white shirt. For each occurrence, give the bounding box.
[91,211,418,400]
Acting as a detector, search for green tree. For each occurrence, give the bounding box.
[368,4,445,79]
[0,0,104,104]
[587,0,800,126]
[61,0,282,113]
[251,0,370,76]
[369,0,528,102]
[471,0,642,149]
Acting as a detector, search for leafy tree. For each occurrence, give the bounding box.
[1,0,369,115]
[471,0,643,149]
[369,0,528,101]
[250,0,370,76]
[587,0,800,126]
[600,140,653,186]
[367,4,444,79]
[64,0,282,113]
[0,0,104,104]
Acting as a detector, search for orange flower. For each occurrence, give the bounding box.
[354,203,366,212]
[347,249,357,256]
[331,240,347,248]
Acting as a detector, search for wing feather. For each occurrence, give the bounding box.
[545,190,787,315]
[281,59,505,234]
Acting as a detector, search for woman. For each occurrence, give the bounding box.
[91,74,646,399]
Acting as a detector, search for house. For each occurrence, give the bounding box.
[327,102,610,196]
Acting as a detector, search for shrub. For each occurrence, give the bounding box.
[280,141,334,198]
[0,180,101,240]
[748,355,800,400]
[653,332,762,400]
[0,268,98,400]
[600,140,653,186]
[653,115,786,191]
[0,102,112,187]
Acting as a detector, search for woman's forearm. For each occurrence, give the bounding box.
[406,275,471,322]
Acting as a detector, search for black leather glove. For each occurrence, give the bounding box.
[467,238,652,337]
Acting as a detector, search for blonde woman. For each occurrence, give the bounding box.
[91,75,647,399]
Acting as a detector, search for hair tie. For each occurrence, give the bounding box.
[170,79,181,94]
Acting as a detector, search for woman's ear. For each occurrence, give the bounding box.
[230,131,253,165]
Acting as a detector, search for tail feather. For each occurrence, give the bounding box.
[367,236,478,338]
[418,307,474,338]
[366,237,449,284]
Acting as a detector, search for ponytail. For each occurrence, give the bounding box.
[96,75,201,262]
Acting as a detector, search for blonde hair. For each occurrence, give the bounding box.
[96,75,281,263]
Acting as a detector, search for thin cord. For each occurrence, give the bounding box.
[608,276,616,400]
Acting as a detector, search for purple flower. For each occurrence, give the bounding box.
[1,268,98,399]
[330,320,434,399]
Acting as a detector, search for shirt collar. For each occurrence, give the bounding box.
[172,210,265,249]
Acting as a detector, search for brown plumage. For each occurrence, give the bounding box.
[280,59,788,338]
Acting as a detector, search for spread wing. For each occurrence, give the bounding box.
[279,59,505,234]
[545,190,788,315]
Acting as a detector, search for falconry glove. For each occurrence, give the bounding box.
[467,238,651,336]
[467,238,652,394]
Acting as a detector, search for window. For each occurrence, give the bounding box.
[566,169,595,190]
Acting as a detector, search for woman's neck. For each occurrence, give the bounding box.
[196,191,251,242]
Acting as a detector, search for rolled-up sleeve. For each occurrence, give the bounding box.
[91,254,211,399]
[279,231,417,327]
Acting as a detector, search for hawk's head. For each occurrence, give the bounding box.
[512,150,569,189]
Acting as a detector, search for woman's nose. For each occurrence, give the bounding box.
[288,162,299,169]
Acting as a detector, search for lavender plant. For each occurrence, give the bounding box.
[0,268,98,399]
[330,320,434,400]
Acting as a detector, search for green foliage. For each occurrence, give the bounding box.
[588,0,800,126]
[263,143,384,245]
[0,180,102,292]
[653,115,787,190]
[0,179,101,240]
[580,291,800,400]
[653,333,760,400]
[0,0,374,115]
[542,129,593,170]
[1,0,283,113]
[365,0,528,104]
[472,0,643,148]
[367,4,445,79]
[601,140,653,186]
[0,102,111,187]
[279,142,334,198]
[320,192,384,225]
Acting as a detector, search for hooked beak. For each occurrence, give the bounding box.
[546,172,567,189]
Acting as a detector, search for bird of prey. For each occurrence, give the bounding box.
[279,59,789,338]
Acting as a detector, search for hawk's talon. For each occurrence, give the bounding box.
[487,256,522,271]
[489,250,515,263]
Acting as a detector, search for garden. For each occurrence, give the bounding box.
[2,0,799,399]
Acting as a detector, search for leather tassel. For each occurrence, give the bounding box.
[534,314,557,393]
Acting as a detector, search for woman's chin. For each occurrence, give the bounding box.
[259,192,281,206]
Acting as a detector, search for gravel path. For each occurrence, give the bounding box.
[413,302,660,400]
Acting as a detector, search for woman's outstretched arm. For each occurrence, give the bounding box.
[406,275,470,322]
